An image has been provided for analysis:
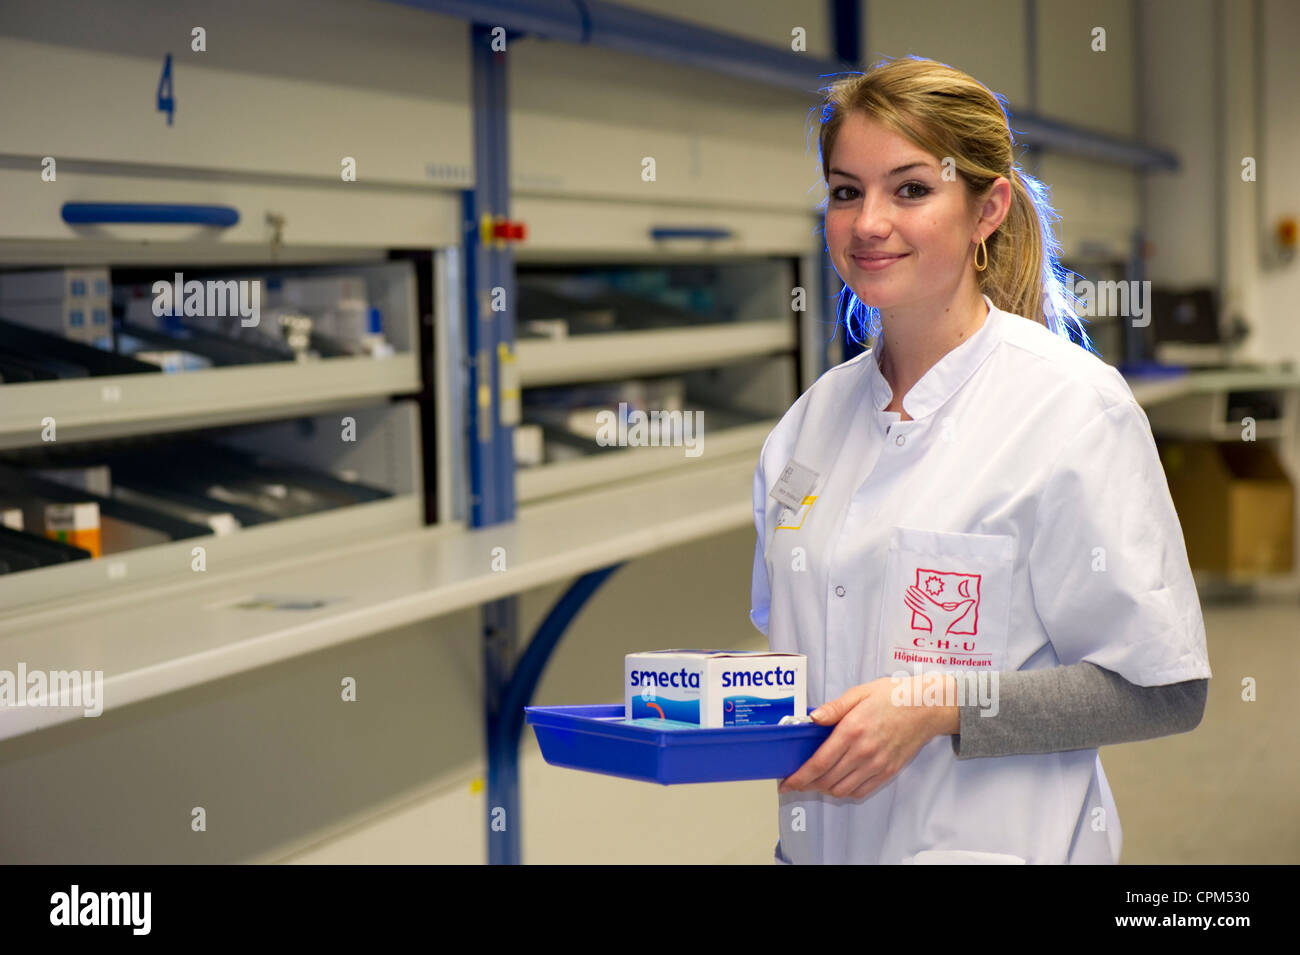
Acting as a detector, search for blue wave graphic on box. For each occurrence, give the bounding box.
[723,695,794,726]
[631,695,699,723]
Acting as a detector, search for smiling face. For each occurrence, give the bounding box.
[825,112,982,311]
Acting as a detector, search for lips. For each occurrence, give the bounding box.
[852,252,909,270]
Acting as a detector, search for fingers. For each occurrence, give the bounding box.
[804,749,880,797]
[809,683,872,723]
[779,728,850,793]
[797,743,894,799]
[782,719,880,796]
[781,682,893,796]
[850,769,889,800]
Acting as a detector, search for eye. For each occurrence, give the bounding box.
[899,181,931,199]
[830,184,859,201]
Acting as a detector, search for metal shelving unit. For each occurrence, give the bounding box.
[500,254,806,506]
[0,248,436,607]
[516,319,795,387]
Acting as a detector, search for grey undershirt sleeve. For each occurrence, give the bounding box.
[950,661,1208,759]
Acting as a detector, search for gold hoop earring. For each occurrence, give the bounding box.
[974,237,988,272]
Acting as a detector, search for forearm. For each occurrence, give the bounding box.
[927,661,1207,758]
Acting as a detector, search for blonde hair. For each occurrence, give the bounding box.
[813,55,1094,354]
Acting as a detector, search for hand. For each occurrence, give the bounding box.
[778,676,948,800]
[905,585,975,637]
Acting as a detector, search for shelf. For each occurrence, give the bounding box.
[1126,366,1300,410]
[0,401,423,608]
[0,453,758,742]
[0,354,419,449]
[0,258,424,448]
[516,320,795,387]
[517,419,772,503]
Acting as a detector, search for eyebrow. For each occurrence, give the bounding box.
[829,162,934,180]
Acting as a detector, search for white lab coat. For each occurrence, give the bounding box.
[751,293,1212,864]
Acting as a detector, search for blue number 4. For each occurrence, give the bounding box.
[157,53,175,125]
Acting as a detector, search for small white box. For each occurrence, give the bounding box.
[513,424,544,467]
[0,301,97,343]
[273,275,367,310]
[87,296,111,335]
[313,302,370,340]
[85,267,110,299]
[625,649,807,727]
[34,466,112,497]
[522,319,568,340]
[0,268,88,302]
[133,350,212,373]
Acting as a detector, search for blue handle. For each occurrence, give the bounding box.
[649,226,733,241]
[61,202,240,227]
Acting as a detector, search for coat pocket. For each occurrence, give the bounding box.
[873,526,1016,680]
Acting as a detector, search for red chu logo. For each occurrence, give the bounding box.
[903,568,981,641]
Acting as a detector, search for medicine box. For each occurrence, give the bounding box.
[271,275,368,310]
[0,267,105,302]
[625,649,806,727]
[0,301,105,344]
[43,502,102,559]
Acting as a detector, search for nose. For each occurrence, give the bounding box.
[850,189,893,241]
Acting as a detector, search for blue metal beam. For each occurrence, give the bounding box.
[466,25,517,528]
[466,19,528,866]
[391,0,1179,170]
[485,565,623,865]
[1011,112,1178,171]
[386,0,847,93]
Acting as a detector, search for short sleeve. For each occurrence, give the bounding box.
[1027,401,1212,685]
[749,446,771,637]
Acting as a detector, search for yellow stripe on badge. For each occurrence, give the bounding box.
[776,495,816,530]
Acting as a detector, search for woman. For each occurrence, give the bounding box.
[750,56,1211,864]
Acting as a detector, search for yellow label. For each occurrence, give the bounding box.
[48,526,101,558]
[775,495,816,530]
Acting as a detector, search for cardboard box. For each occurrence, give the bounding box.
[1159,440,1294,576]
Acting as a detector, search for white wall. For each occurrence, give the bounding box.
[1141,0,1300,364]
[1249,0,1300,363]
[866,0,1143,260]
[0,0,472,186]
[617,0,835,58]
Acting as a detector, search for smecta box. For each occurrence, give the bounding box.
[625,650,806,727]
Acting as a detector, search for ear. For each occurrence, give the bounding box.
[976,176,1013,240]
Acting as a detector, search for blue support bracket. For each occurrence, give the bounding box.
[485,564,623,865]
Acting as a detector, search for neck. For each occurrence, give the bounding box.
[876,289,990,399]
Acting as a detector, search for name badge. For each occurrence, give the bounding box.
[770,459,819,510]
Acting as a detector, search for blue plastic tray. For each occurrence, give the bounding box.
[525,704,833,785]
